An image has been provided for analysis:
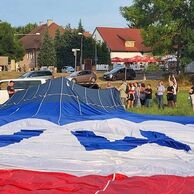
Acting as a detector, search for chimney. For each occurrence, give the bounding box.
[39,21,44,26]
[47,19,53,26]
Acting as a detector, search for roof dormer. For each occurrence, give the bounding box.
[125,40,135,48]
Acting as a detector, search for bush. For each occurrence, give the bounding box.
[146,63,160,72]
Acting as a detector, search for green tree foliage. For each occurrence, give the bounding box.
[54,29,62,69]
[14,23,37,37]
[49,21,110,70]
[38,31,56,67]
[120,0,194,72]
[78,19,85,33]
[57,29,80,69]
[0,22,24,61]
[97,42,111,64]
[55,30,110,70]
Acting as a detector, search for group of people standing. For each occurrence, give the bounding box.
[117,74,182,110]
[118,80,153,109]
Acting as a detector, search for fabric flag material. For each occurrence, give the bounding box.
[0,77,194,193]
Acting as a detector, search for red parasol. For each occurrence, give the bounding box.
[111,57,125,63]
[124,55,144,63]
[124,55,159,63]
[142,56,158,63]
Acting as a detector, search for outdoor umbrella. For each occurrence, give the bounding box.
[124,55,144,63]
[111,57,125,63]
[142,56,158,63]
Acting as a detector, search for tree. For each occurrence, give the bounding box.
[54,29,62,70]
[82,37,95,63]
[38,31,56,67]
[14,23,38,37]
[120,0,194,73]
[77,19,84,33]
[53,24,110,69]
[0,22,24,61]
[58,29,79,67]
[97,42,111,64]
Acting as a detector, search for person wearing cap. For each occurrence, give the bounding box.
[7,81,15,98]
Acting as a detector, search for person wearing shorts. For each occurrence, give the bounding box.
[127,83,135,109]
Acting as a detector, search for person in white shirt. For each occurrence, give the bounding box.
[156,81,165,109]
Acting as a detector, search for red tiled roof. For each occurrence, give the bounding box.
[96,27,151,52]
[20,23,64,50]
[83,31,92,38]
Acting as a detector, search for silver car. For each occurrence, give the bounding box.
[18,70,53,80]
[0,78,47,104]
[66,70,97,83]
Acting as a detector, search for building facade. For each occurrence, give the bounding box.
[19,19,64,71]
[93,27,151,60]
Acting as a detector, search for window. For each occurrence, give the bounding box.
[14,81,27,89]
[27,52,33,59]
[83,71,91,75]
[125,41,135,48]
[28,72,38,77]
[14,80,41,90]
[44,71,52,76]
[118,69,124,73]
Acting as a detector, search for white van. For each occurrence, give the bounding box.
[0,78,47,104]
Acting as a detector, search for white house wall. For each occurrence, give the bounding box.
[111,52,142,59]
[93,29,104,43]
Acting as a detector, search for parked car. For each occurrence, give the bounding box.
[0,78,47,104]
[18,70,53,80]
[66,70,97,83]
[61,66,75,73]
[79,83,100,89]
[185,61,194,73]
[113,63,125,69]
[103,67,136,81]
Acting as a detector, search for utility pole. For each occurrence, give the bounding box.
[78,32,83,70]
[72,49,80,71]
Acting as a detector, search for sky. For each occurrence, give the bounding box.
[0,0,132,32]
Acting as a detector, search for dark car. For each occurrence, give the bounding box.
[67,70,97,83]
[19,70,53,80]
[79,83,100,89]
[103,67,136,81]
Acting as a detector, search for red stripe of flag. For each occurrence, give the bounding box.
[0,170,194,194]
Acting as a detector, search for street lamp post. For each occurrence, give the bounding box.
[72,49,80,72]
[94,35,98,65]
[78,32,83,70]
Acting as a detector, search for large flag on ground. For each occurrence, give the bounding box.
[0,77,194,193]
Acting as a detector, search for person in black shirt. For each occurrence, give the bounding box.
[189,84,194,111]
[145,84,152,107]
[167,81,174,108]
[7,81,15,98]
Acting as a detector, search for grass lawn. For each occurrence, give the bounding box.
[128,91,194,116]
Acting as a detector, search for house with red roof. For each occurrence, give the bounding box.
[93,27,151,61]
[19,19,64,71]
[19,20,91,71]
